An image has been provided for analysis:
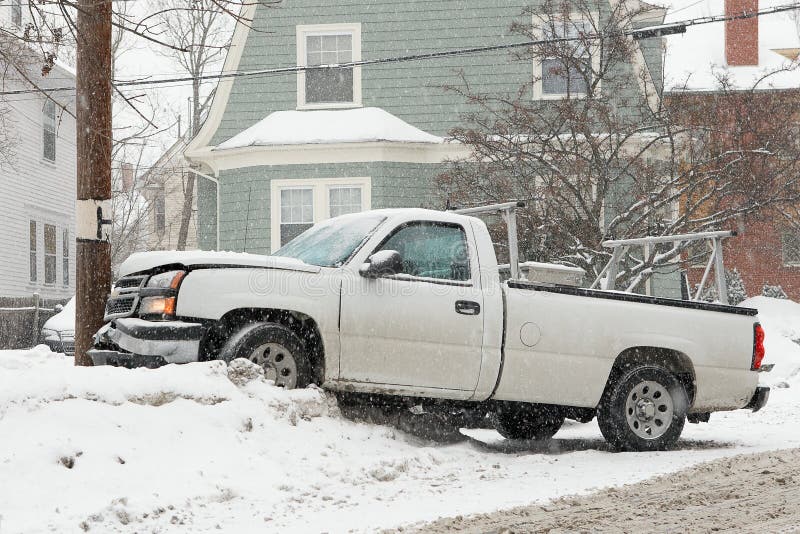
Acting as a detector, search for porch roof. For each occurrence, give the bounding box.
[215,107,444,150]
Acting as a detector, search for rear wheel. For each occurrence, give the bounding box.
[495,403,565,440]
[218,322,312,389]
[598,365,688,451]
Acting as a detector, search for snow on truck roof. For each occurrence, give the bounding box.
[215,107,444,150]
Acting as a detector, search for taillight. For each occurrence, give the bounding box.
[752,323,765,370]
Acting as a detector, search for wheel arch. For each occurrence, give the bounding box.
[603,346,696,406]
[200,307,326,384]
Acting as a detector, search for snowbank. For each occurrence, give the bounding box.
[3,304,800,532]
[215,107,444,150]
[740,296,800,387]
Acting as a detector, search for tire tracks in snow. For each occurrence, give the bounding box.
[399,447,800,533]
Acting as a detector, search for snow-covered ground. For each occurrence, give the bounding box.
[1,297,799,533]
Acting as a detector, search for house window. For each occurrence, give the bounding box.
[29,220,37,282]
[297,23,362,108]
[329,186,362,218]
[43,99,56,161]
[44,223,56,284]
[154,190,166,234]
[271,177,371,250]
[534,16,598,99]
[279,188,314,246]
[11,0,22,28]
[782,231,800,266]
[62,228,69,286]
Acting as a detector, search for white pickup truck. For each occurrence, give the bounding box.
[91,204,769,451]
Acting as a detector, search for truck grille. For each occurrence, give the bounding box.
[61,339,75,356]
[104,274,147,321]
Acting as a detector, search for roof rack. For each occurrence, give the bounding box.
[590,230,738,304]
[453,201,526,280]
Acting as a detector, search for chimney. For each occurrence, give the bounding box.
[121,162,134,193]
[725,0,759,66]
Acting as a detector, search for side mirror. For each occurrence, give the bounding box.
[359,250,403,279]
[53,304,64,313]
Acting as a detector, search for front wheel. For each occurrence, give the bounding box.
[597,365,688,451]
[495,403,565,440]
[218,322,312,389]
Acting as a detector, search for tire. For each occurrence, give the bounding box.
[597,365,688,452]
[218,322,312,389]
[494,403,565,440]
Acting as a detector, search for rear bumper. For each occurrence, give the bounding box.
[745,386,770,412]
[89,318,204,367]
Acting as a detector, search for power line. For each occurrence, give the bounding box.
[1,2,798,97]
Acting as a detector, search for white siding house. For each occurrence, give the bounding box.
[0,5,76,302]
[140,137,199,252]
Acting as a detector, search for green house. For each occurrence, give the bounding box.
[185,0,666,255]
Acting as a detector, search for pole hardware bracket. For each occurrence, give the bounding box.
[96,206,112,240]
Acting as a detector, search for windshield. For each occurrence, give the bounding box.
[273,213,387,267]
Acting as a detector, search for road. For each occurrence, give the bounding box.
[405,447,800,533]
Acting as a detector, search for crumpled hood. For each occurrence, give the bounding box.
[118,250,321,277]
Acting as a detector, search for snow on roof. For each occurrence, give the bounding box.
[53,59,76,78]
[215,107,444,150]
[660,0,800,91]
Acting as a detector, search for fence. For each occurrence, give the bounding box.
[0,295,65,350]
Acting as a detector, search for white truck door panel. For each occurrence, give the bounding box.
[339,220,484,392]
[340,278,484,390]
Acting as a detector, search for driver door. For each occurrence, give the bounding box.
[339,221,484,392]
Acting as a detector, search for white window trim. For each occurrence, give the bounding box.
[43,222,58,286]
[532,12,601,100]
[42,99,57,163]
[296,23,363,110]
[62,227,70,287]
[270,177,371,251]
[29,219,37,284]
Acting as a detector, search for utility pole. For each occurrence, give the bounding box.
[74,0,113,366]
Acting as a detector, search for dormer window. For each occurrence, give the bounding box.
[533,15,600,99]
[297,23,362,109]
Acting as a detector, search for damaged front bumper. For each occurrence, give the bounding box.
[89,318,204,368]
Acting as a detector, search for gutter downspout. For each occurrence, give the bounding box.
[189,167,221,250]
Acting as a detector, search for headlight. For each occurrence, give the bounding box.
[140,270,186,320]
[146,270,186,289]
[140,296,176,317]
[40,328,57,342]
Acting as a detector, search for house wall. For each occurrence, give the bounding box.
[198,0,666,254]
[206,162,442,253]
[689,217,800,301]
[0,73,76,301]
[143,167,198,252]
[212,0,664,146]
[667,89,800,302]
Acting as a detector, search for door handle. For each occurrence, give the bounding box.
[455,300,481,315]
